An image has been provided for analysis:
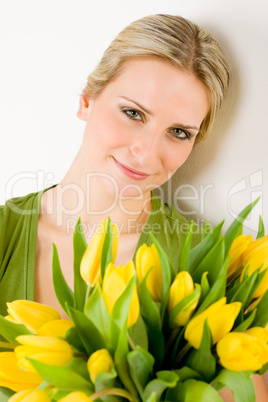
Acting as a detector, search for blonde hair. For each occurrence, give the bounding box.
[83,14,229,140]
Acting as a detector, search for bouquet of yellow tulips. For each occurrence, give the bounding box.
[1,198,268,402]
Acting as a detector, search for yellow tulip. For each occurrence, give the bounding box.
[244,326,268,343]
[87,349,113,384]
[0,352,43,392]
[8,389,51,402]
[58,392,92,401]
[102,261,140,328]
[15,335,72,372]
[217,331,268,371]
[184,297,241,349]
[37,319,74,337]
[6,300,61,334]
[80,218,119,286]
[135,243,162,302]
[227,234,252,278]
[167,271,201,326]
[240,235,268,298]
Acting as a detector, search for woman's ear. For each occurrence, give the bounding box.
[77,94,91,121]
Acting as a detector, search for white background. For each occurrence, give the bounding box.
[0,0,268,236]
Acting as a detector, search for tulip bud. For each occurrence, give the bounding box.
[135,243,162,302]
[8,389,51,402]
[216,331,268,371]
[185,297,241,349]
[227,234,252,278]
[80,218,119,286]
[240,235,268,298]
[37,319,74,337]
[167,271,200,326]
[0,352,43,392]
[58,391,92,401]
[87,349,113,384]
[15,335,72,372]
[102,261,140,328]
[6,300,61,334]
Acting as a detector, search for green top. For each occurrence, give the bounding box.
[0,186,202,316]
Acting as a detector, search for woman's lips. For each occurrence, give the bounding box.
[113,157,150,181]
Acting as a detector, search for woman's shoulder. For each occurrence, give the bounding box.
[0,190,41,252]
[0,190,41,217]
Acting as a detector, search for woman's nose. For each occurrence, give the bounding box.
[130,132,161,168]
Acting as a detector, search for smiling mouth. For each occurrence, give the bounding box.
[113,157,150,181]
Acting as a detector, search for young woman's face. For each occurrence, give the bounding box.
[79,58,209,198]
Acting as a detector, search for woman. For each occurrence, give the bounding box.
[0,14,267,400]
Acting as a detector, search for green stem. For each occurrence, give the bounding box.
[173,342,192,368]
[90,387,136,401]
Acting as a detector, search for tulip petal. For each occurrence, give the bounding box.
[9,389,51,402]
[6,301,60,334]
[37,320,74,337]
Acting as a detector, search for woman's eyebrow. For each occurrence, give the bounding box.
[118,96,154,116]
[118,95,200,131]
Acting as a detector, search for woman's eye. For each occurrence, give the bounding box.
[123,108,143,121]
[170,128,191,141]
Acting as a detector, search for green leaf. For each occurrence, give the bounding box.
[73,218,88,311]
[144,393,156,402]
[52,243,74,315]
[200,272,210,304]
[137,275,161,330]
[111,276,136,331]
[109,276,137,354]
[212,369,255,402]
[233,309,257,332]
[185,320,216,382]
[0,315,32,343]
[68,306,106,355]
[150,233,173,319]
[177,222,194,272]
[101,217,113,281]
[94,367,121,402]
[252,289,268,327]
[64,327,87,355]
[174,367,202,381]
[224,198,260,256]
[127,346,154,398]
[192,237,225,285]
[188,221,224,275]
[258,362,268,376]
[29,359,93,393]
[243,268,267,309]
[0,387,15,402]
[167,379,223,402]
[169,286,201,329]
[143,370,179,401]
[257,215,265,239]
[114,327,139,401]
[137,273,164,368]
[129,315,148,350]
[195,259,228,315]
[67,357,91,382]
[230,271,259,309]
[202,219,212,239]
[84,285,111,343]
[48,389,70,401]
